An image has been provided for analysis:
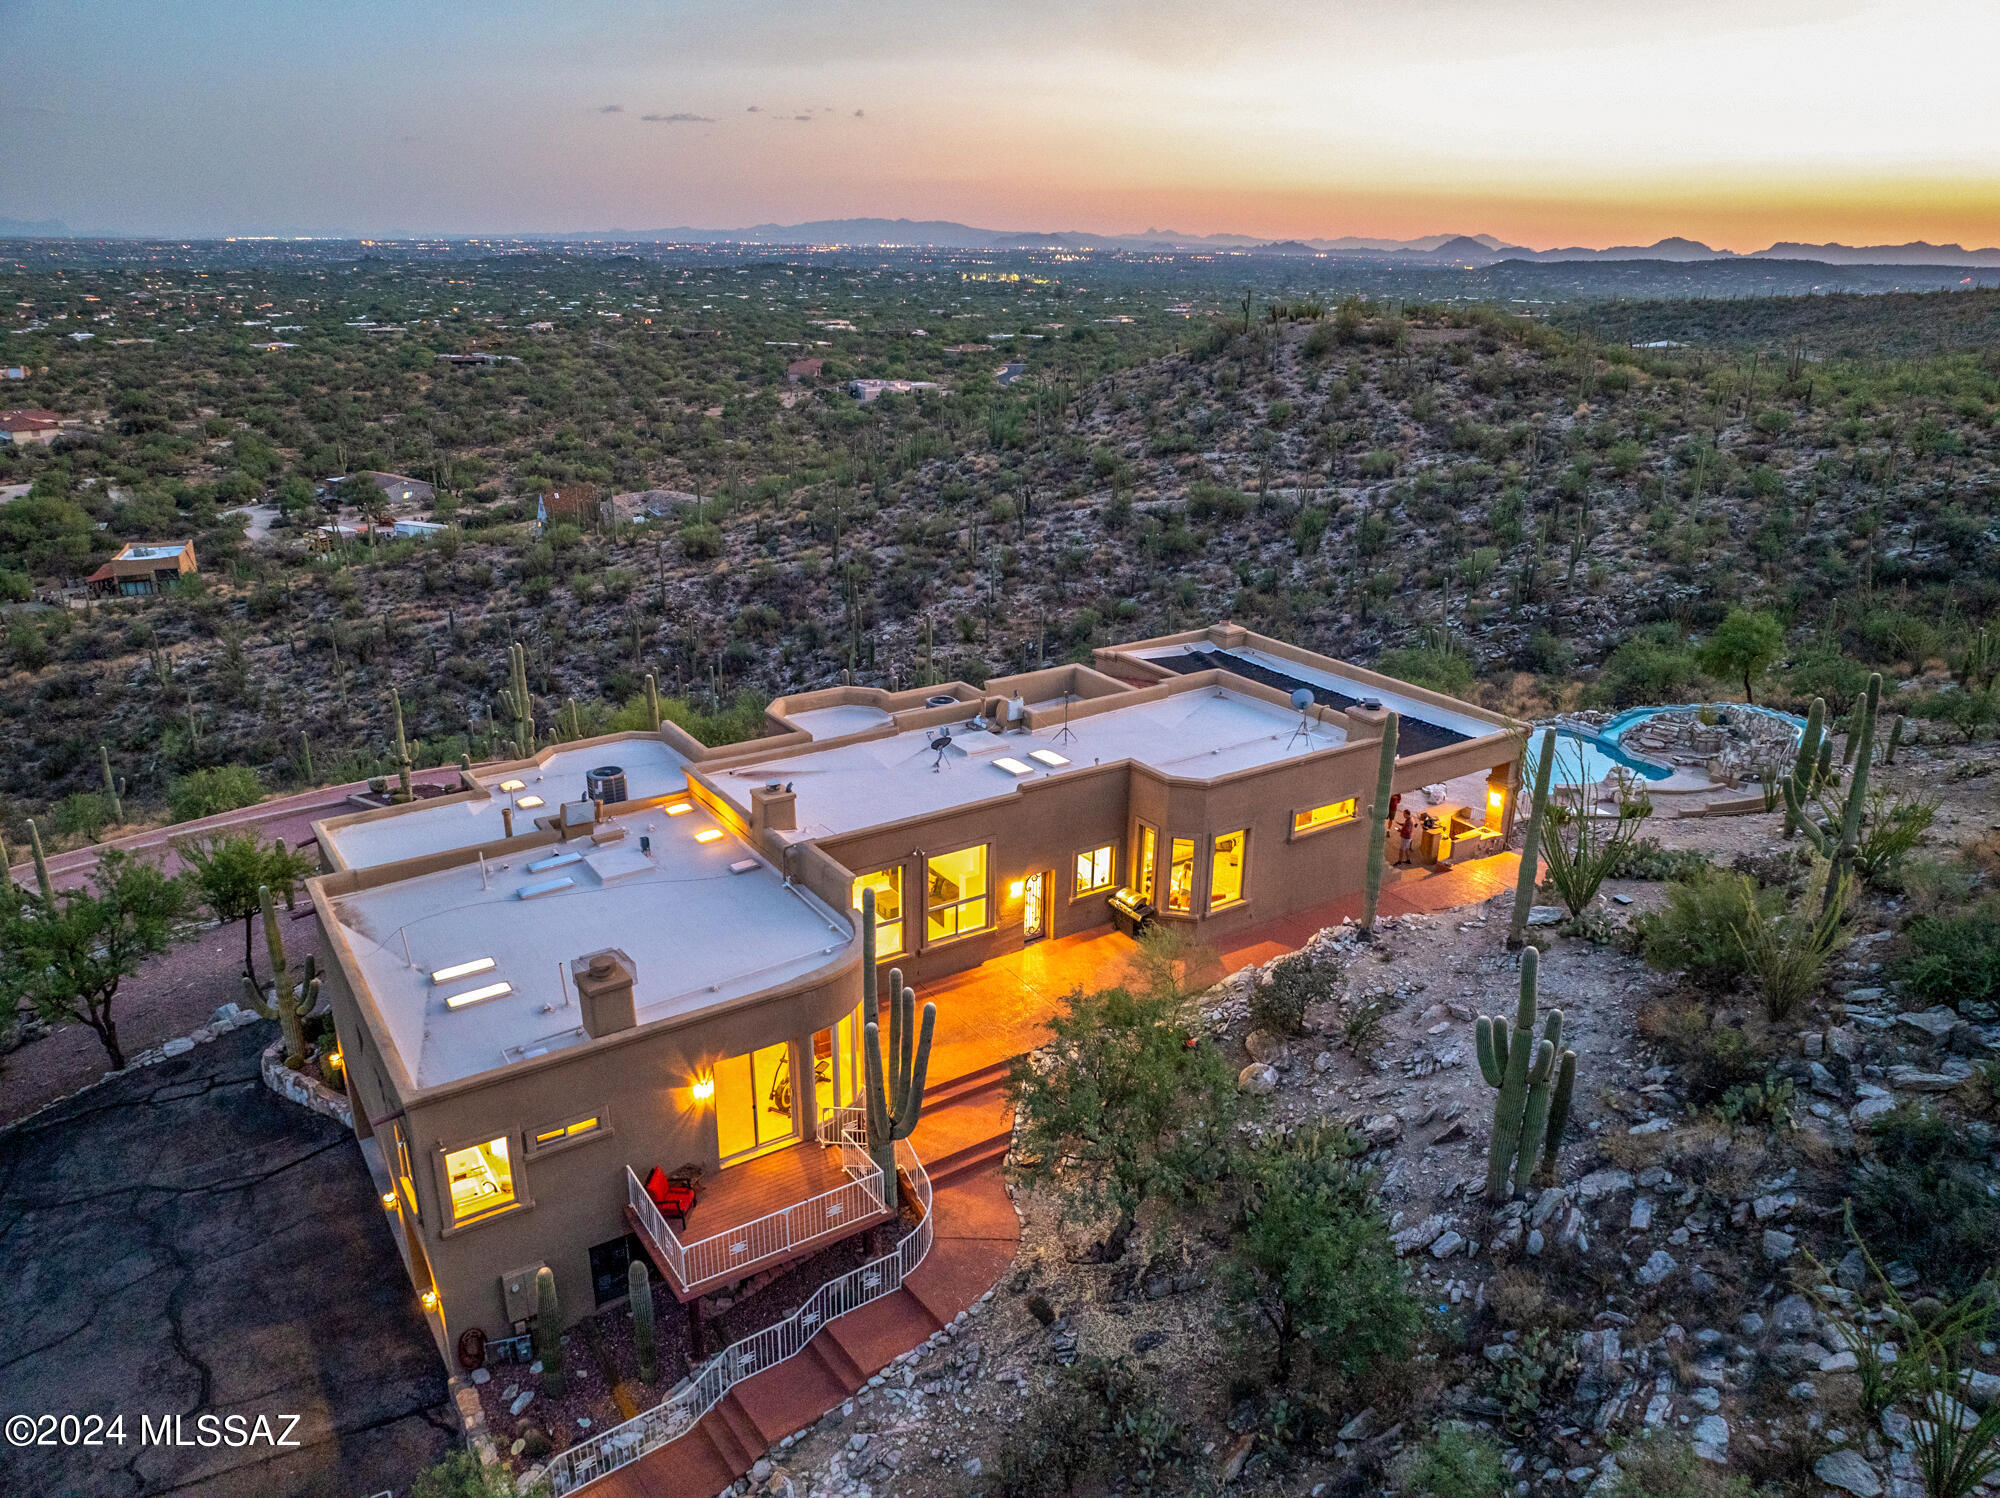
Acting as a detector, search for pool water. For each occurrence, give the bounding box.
[1527,730,1674,789]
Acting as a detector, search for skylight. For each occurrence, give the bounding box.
[444,980,512,1009]
[515,795,545,809]
[1028,749,1070,767]
[694,827,724,843]
[498,779,525,792]
[429,957,495,985]
[992,757,1034,776]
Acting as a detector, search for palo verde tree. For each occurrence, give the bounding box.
[177,831,316,986]
[0,849,188,1071]
[1009,928,1240,1261]
[1698,607,1785,705]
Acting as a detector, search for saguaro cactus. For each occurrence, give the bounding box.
[534,1266,566,1396]
[1785,673,1880,910]
[860,888,936,1215]
[500,641,535,757]
[1359,711,1400,939]
[1477,947,1577,1200]
[241,883,323,1069]
[644,672,662,732]
[298,731,315,786]
[27,818,55,904]
[628,1260,658,1383]
[388,689,414,804]
[1507,728,1557,951]
[1782,697,1827,838]
[99,743,125,824]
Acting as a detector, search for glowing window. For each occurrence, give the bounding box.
[1210,830,1247,911]
[1074,844,1114,897]
[852,868,905,959]
[529,1115,604,1153]
[1165,837,1195,914]
[1293,798,1358,835]
[1135,824,1158,902]
[925,845,990,943]
[714,1042,797,1161]
[443,1136,516,1223]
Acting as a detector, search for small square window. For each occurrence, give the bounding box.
[443,1136,517,1224]
[1074,844,1114,897]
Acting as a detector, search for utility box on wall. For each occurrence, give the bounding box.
[500,1261,549,1325]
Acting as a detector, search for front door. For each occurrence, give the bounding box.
[1023,870,1048,942]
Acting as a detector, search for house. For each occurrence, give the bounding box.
[304,623,1521,1403]
[327,471,436,506]
[0,410,64,446]
[785,357,824,384]
[86,539,197,596]
[846,378,940,402]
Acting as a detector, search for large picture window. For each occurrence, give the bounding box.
[1165,837,1195,913]
[1210,829,1247,910]
[852,868,904,958]
[443,1136,517,1224]
[925,844,990,942]
[1074,844,1114,897]
[714,1042,797,1162]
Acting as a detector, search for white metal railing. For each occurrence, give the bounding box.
[623,1126,885,1293]
[546,1133,934,1496]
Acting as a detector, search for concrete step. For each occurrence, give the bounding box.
[808,1328,866,1389]
[922,1132,1011,1188]
[705,1392,761,1473]
[825,1286,945,1378]
[921,1058,1012,1110]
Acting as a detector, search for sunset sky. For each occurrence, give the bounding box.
[7,0,1999,250]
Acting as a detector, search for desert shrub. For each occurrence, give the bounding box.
[50,790,114,840]
[1606,838,1712,882]
[1736,861,1848,1020]
[1252,950,1344,1037]
[1852,1105,1999,1290]
[1398,1426,1510,1498]
[1897,902,2000,1011]
[994,1358,1189,1498]
[1606,1438,1752,1498]
[660,690,767,747]
[1636,871,1768,991]
[167,764,264,822]
[1373,644,1474,695]
[410,1450,546,1498]
[1638,999,1772,1105]
[1484,1327,1576,1434]
[1856,790,1939,886]
[679,519,723,560]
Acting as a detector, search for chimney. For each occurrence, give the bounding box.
[572,948,637,1037]
[1345,700,1390,737]
[750,781,797,833]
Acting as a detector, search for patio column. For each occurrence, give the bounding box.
[797,1032,822,1144]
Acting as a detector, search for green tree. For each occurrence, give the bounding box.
[0,850,188,1070]
[177,832,316,985]
[1225,1122,1419,1387]
[1699,608,1784,705]
[1008,980,1238,1261]
[167,765,265,822]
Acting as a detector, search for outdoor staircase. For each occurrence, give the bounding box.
[909,1059,1013,1187]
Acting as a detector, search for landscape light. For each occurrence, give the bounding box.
[691,1073,715,1102]
[328,1050,343,1070]
[421,1289,439,1311]
[382,1191,398,1210]
[694,827,724,843]
[444,980,513,1009]
[429,957,495,985]
[515,795,545,809]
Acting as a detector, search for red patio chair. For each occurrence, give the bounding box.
[643,1167,697,1231]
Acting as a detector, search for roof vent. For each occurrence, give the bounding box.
[572,948,637,1038]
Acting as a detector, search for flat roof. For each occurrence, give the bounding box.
[784,704,893,740]
[1132,643,1500,755]
[474,738,690,802]
[326,809,851,1090]
[115,542,188,561]
[708,685,1347,840]
[320,796,515,872]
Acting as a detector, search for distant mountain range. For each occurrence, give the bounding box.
[5,213,2000,267]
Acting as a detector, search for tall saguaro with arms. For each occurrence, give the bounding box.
[861,886,935,1214]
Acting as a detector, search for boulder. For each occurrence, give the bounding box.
[1813,1449,1883,1497]
[1237,1063,1279,1094]
[1691,1414,1730,1461]
[1577,1169,1635,1203]
[1635,1250,1677,1287]
[1895,1008,1959,1042]
[1245,1030,1288,1063]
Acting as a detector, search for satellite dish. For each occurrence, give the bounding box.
[929,727,953,771]
[1290,687,1314,712]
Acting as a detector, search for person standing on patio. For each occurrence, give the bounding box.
[1396,808,1417,865]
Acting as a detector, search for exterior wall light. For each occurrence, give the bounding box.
[1008,879,1025,899]
[328,1050,344,1070]
[691,1073,716,1103]
[382,1191,398,1209]
[421,1288,440,1311]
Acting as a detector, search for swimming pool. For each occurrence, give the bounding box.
[1527,729,1674,789]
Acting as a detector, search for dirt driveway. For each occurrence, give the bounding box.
[0,1022,453,1498]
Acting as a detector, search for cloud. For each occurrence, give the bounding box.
[599,103,623,113]
[641,112,714,123]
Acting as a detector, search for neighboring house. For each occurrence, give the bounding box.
[85,539,197,596]
[846,378,940,402]
[603,489,702,524]
[305,623,1522,1377]
[784,357,824,384]
[327,471,437,506]
[0,410,64,445]
[436,352,519,366]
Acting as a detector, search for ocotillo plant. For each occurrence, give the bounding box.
[1782,697,1827,837]
[1359,711,1400,939]
[860,887,936,1216]
[534,1266,566,1396]
[1507,728,1556,950]
[241,883,323,1069]
[1476,946,1576,1200]
[27,818,54,904]
[500,641,535,757]
[388,689,414,804]
[629,1261,658,1382]
[1786,673,1881,911]
[99,744,125,824]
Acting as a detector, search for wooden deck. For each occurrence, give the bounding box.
[626,1139,889,1301]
